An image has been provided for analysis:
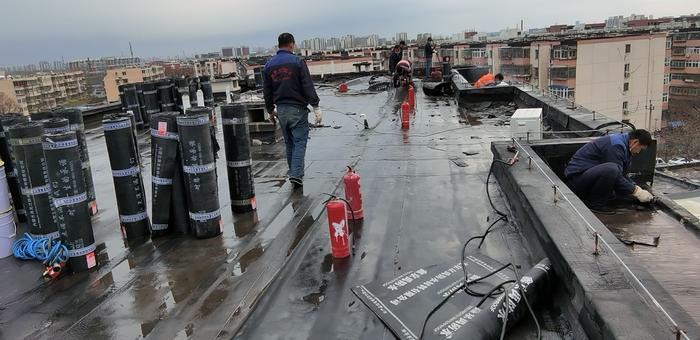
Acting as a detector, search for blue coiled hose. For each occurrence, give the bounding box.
[12,233,68,265]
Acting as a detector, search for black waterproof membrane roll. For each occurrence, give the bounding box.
[103,115,151,240]
[176,113,222,238]
[352,256,552,340]
[221,104,256,213]
[122,84,144,126]
[157,79,175,112]
[175,78,189,112]
[188,77,199,105]
[56,109,97,216]
[186,106,220,158]
[150,112,180,236]
[41,117,71,134]
[9,122,59,239]
[170,150,191,235]
[43,131,97,272]
[143,81,161,123]
[30,111,54,122]
[0,114,29,221]
[199,75,214,107]
[136,83,148,128]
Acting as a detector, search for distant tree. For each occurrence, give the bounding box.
[657,109,700,160]
[0,92,20,114]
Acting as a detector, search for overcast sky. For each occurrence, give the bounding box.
[0,0,697,65]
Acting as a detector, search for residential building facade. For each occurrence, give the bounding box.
[0,71,87,114]
[103,66,165,102]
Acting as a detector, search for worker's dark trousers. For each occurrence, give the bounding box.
[566,162,624,207]
[277,104,309,180]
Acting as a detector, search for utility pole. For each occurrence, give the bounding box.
[645,99,654,130]
[129,42,134,58]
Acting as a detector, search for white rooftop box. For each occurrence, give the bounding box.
[510,108,542,141]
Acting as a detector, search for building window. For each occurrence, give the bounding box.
[624,63,630,77]
[122,71,127,76]
[662,93,668,102]
[665,57,671,67]
[688,47,700,54]
[670,86,700,96]
[625,44,631,53]
[666,38,672,49]
[623,101,628,110]
[535,49,539,59]
[687,60,700,68]
[623,82,629,92]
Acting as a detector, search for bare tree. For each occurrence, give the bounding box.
[0,92,20,114]
[657,111,700,160]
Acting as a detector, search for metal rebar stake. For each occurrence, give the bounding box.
[528,156,532,170]
[593,232,600,255]
[553,185,558,203]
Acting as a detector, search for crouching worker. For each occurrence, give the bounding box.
[564,129,654,214]
[392,59,413,88]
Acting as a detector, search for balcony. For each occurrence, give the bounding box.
[499,47,530,60]
[549,67,576,80]
[551,46,577,60]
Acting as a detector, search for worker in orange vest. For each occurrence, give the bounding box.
[474,73,504,88]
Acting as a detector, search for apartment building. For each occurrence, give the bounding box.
[193,59,237,78]
[0,71,86,114]
[69,57,141,98]
[667,29,700,119]
[103,65,165,102]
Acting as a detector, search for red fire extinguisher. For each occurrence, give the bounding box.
[327,199,350,258]
[401,101,410,130]
[408,85,415,108]
[343,166,364,221]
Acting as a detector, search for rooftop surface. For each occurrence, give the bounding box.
[0,78,698,339]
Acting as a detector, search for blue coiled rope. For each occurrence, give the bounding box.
[12,233,68,265]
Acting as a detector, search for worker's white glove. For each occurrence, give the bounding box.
[313,107,322,125]
[632,185,653,203]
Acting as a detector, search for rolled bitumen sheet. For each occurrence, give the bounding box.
[352,256,552,340]
[170,150,191,235]
[43,131,97,272]
[157,79,176,112]
[186,106,220,157]
[41,117,71,134]
[136,83,148,128]
[55,109,97,216]
[188,78,199,106]
[199,75,214,107]
[118,84,129,112]
[9,122,59,239]
[221,104,256,213]
[142,82,161,126]
[103,115,151,240]
[150,112,180,236]
[176,113,222,238]
[176,78,189,112]
[30,111,54,121]
[123,84,144,126]
[0,114,29,221]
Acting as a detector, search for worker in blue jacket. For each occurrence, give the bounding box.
[564,129,654,214]
[263,32,321,189]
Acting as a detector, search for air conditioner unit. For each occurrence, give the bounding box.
[685,79,695,83]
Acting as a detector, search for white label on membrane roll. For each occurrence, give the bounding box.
[189,209,221,221]
[53,192,87,208]
[151,176,173,185]
[67,242,96,257]
[227,159,252,167]
[43,139,78,150]
[151,223,169,231]
[120,211,148,223]
[112,166,140,177]
[183,162,216,174]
